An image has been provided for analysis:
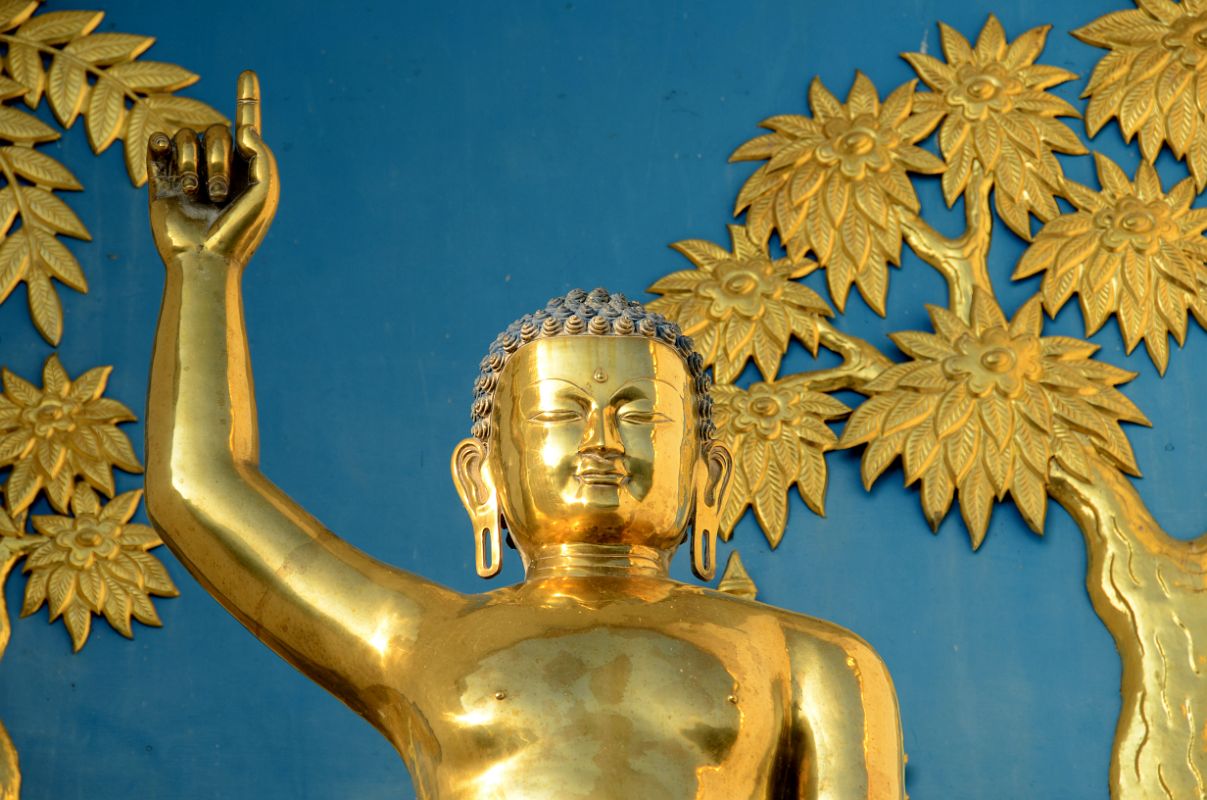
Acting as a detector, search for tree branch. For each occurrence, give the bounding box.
[796,319,893,394]
[900,165,997,322]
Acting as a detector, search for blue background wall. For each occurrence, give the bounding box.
[0,0,1201,797]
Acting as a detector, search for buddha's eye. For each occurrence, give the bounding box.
[528,408,583,424]
[617,406,669,425]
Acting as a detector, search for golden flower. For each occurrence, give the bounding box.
[730,72,945,315]
[22,485,177,651]
[903,16,1085,239]
[647,224,832,382]
[1013,154,1207,374]
[839,292,1149,548]
[1076,0,1207,187]
[0,355,141,514]
[712,376,849,546]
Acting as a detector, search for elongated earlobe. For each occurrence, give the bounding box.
[691,441,733,581]
[451,438,503,579]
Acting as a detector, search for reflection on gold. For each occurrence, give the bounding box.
[144,74,905,798]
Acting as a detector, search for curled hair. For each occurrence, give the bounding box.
[470,288,714,449]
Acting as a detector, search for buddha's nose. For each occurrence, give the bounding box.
[580,405,624,455]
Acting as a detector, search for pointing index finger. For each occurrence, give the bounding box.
[236,70,261,135]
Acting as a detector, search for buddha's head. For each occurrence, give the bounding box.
[451,289,731,580]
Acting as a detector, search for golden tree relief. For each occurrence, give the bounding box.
[0,2,222,796]
[649,9,1207,799]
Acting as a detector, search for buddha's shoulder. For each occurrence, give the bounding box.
[670,583,891,669]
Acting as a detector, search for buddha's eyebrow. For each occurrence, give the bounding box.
[524,377,590,395]
[614,377,683,399]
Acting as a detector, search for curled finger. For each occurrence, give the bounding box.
[205,124,232,202]
[174,128,200,196]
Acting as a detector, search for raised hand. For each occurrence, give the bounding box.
[147,70,279,267]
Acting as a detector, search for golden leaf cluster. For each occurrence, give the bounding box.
[1014,154,1207,373]
[0,1,222,344]
[730,72,944,314]
[0,355,141,515]
[1075,0,1207,188]
[712,376,849,546]
[904,15,1085,239]
[647,224,832,382]
[0,355,173,650]
[839,292,1148,548]
[0,76,87,344]
[22,485,176,651]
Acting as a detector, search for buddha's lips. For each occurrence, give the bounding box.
[575,456,627,486]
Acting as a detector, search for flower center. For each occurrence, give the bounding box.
[77,530,103,547]
[1163,15,1207,65]
[721,271,760,296]
[837,129,875,155]
[1119,211,1154,234]
[750,396,781,417]
[24,399,76,437]
[980,347,1016,373]
[1096,197,1172,253]
[966,76,1000,101]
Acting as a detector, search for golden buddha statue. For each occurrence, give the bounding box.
[143,73,904,799]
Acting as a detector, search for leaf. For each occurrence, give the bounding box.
[64,601,91,651]
[0,146,80,189]
[100,578,132,637]
[0,230,29,303]
[45,55,85,127]
[31,227,86,291]
[63,33,154,67]
[123,101,149,186]
[127,550,177,596]
[0,2,37,34]
[85,75,125,153]
[5,41,41,104]
[25,265,62,343]
[0,105,56,142]
[106,61,198,93]
[17,10,103,45]
[130,589,161,627]
[920,460,954,530]
[21,186,89,239]
[143,94,224,128]
[958,465,993,549]
[861,431,903,489]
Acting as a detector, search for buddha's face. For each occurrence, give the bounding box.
[487,336,698,556]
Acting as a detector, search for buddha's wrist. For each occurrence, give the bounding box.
[164,247,245,275]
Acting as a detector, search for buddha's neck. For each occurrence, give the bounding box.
[524,543,672,580]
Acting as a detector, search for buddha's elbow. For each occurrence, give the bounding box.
[144,450,240,530]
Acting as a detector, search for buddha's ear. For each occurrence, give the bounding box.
[451,438,503,578]
[691,440,733,581]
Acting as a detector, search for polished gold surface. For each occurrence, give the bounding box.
[144,73,904,799]
[1050,455,1207,799]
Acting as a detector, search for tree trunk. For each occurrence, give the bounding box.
[1050,458,1207,799]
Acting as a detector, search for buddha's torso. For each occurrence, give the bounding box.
[388,579,806,800]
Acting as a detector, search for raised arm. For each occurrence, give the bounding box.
[143,73,462,716]
[790,625,905,799]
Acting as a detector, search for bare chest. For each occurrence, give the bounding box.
[414,624,786,799]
